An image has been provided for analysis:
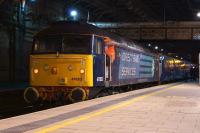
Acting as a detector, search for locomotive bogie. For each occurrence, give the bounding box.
[24,86,90,103]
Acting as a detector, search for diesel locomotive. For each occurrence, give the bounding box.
[24,21,192,103]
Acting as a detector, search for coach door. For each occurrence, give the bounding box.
[159,56,164,80]
[93,36,105,86]
[105,54,111,82]
[104,38,114,86]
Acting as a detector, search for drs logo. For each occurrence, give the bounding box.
[119,50,140,79]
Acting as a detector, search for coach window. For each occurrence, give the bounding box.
[94,37,103,55]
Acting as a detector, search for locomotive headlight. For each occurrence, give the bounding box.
[80,69,85,74]
[33,68,39,74]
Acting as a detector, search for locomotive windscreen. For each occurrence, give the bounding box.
[33,35,92,54]
[33,36,62,54]
[62,35,91,54]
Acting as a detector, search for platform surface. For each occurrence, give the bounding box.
[1,82,200,133]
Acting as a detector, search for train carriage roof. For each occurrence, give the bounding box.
[35,21,114,38]
[35,21,156,55]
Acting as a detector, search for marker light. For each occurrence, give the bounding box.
[80,69,85,74]
[33,69,39,74]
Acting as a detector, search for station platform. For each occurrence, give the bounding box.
[0,82,200,133]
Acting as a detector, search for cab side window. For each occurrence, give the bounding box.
[94,37,103,55]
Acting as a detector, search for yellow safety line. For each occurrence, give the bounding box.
[35,84,180,133]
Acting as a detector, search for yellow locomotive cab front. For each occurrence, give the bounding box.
[23,33,97,103]
[30,54,93,87]
[24,54,93,103]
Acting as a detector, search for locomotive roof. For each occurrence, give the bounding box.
[35,21,155,55]
[35,21,126,46]
[35,21,119,40]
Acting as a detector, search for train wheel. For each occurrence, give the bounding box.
[24,87,39,104]
[68,87,87,103]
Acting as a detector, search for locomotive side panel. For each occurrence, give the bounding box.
[110,46,159,86]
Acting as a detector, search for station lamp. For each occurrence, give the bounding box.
[70,10,78,20]
[197,12,200,18]
[155,46,158,50]
[22,0,26,11]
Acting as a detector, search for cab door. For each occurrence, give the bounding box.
[105,54,111,81]
[93,36,105,87]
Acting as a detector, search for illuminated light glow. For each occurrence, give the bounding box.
[175,60,181,64]
[181,64,186,67]
[70,10,78,21]
[70,10,77,17]
[33,69,39,74]
[160,56,165,61]
[176,56,178,58]
[22,0,26,11]
[80,69,85,74]
[169,60,174,64]
[155,46,158,50]
[193,66,195,69]
[148,43,151,47]
[161,49,164,52]
[197,12,200,18]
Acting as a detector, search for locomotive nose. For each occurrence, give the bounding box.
[24,87,39,103]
